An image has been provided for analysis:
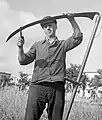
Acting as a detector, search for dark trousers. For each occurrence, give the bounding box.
[24,81,65,120]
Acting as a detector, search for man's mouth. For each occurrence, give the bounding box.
[47,30,52,34]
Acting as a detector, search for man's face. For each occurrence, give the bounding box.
[43,22,57,37]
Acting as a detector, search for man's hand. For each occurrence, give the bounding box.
[63,12,75,21]
[66,12,75,17]
[63,12,82,39]
[17,36,25,48]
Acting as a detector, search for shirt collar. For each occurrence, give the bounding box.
[41,36,59,44]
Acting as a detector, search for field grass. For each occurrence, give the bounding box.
[0,86,102,120]
[63,101,102,120]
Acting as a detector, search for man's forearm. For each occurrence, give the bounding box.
[18,47,26,63]
[68,17,82,37]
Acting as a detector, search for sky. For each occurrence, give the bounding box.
[0,0,102,76]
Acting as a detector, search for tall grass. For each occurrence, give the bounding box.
[0,86,102,120]
[0,86,27,120]
[63,101,102,120]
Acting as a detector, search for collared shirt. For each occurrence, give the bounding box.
[19,33,83,84]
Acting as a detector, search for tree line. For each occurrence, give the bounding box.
[1,64,102,94]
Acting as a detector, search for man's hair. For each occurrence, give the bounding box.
[40,16,57,28]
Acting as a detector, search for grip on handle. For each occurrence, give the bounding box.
[19,27,23,38]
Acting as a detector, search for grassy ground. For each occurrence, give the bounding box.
[0,86,102,120]
[63,101,102,120]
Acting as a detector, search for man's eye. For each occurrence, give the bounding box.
[44,25,51,28]
[43,25,47,28]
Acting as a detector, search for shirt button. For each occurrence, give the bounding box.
[49,77,52,81]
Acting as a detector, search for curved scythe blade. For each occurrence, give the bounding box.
[6,12,99,42]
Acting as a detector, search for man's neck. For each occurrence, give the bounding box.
[46,36,56,43]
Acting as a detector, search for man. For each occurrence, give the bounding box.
[17,13,83,120]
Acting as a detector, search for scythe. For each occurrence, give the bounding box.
[64,12,101,120]
[6,12,99,42]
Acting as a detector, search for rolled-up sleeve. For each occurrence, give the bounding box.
[63,33,83,52]
[19,43,36,65]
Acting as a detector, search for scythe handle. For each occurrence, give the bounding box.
[19,27,23,38]
[74,12,100,20]
[64,13,101,120]
[6,12,100,42]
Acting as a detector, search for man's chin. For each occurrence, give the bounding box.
[47,34,52,37]
[47,33,54,37]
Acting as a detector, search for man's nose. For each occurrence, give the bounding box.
[46,26,50,29]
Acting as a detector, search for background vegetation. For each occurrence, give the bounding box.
[0,63,102,120]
